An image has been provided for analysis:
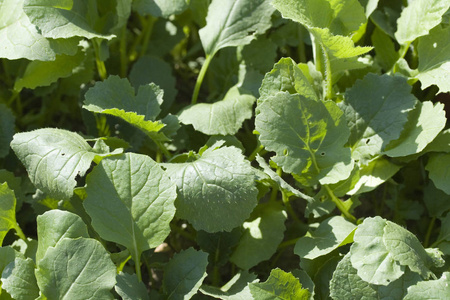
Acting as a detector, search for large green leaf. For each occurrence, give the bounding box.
[404,272,450,300]
[23,0,114,40]
[1,257,39,300]
[200,271,259,300]
[0,0,79,60]
[35,210,89,263]
[83,75,168,141]
[179,87,255,136]
[0,183,17,247]
[199,0,275,56]
[133,0,188,18]
[350,217,433,285]
[339,73,417,163]
[395,0,450,44]
[416,25,450,93]
[35,238,116,300]
[425,152,450,195]
[163,248,208,300]
[84,153,177,262]
[0,104,14,158]
[163,145,258,232]
[371,26,398,71]
[10,128,122,200]
[255,92,353,186]
[294,216,356,260]
[115,272,149,300]
[230,203,287,270]
[249,268,310,299]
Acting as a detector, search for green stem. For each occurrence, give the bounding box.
[282,192,300,222]
[322,44,333,100]
[14,223,27,241]
[248,145,266,161]
[192,54,213,104]
[133,251,142,282]
[120,25,128,77]
[93,39,107,80]
[391,41,412,74]
[155,140,172,160]
[424,217,436,248]
[324,185,357,223]
[139,16,156,58]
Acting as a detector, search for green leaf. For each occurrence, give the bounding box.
[23,0,114,40]
[259,57,319,102]
[14,49,86,92]
[0,0,79,61]
[294,216,356,260]
[35,210,89,263]
[0,183,17,247]
[350,216,433,285]
[1,257,39,300]
[416,25,450,93]
[0,246,21,277]
[340,73,417,163]
[83,75,168,141]
[395,0,450,44]
[255,92,353,186]
[424,181,450,218]
[249,268,310,299]
[199,0,275,56]
[404,272,450,300]
[359,0,380,17]
[384,101,446,157]
[133,0,188,18]
[0,104,14,158]
[10,128,122,200]
[163,145,258,232]
[115,272,149,300]
[179,86,255,136]
[371,26,398,71]
[84,153,177,261]
[230,202,287,270]
[425,152,450,195]
[35,237,116,300]
[200,271,259,300]
[163,248,208,300]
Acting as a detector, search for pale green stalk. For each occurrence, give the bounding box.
[191,54,213,104]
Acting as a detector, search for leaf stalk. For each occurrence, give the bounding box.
[191,54,213,104]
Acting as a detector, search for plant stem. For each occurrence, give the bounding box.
[191,54,213,104]
[14,223,27,241]
[155,140,172,160]
[120,25,128,77]
[282,192,300,222]
[322,44,334,100]
[93,39,107,80]
[324,185,357,223]
[134,252,142,282]
[424,217,436,248]
[248,144,266,161]
[139,15,156,58]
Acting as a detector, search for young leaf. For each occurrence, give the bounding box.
[1,257,39,300]
[35,238,116,300]
[163,248,208,300]
[249,268,310,299]
[340,73,417,163]
[395,0,450,44]
[0,103,14,158]
[163,145,258,232]
[416,25,450,93]
[83,75,168,141]
[23,0,115,40]
[294,216,356,260]
[133,0,188,18]
[0,0,79,61]
[199,0,275,57]
[230,202,287,270]
[404,272,450,300]
[35,210,89,263]
[84,153,177,261]
[255,92,353,186]
[115,272,149,300]
[10,128,122,200]
[0,183,17,246]
[179,86,255,135]
[425,152,450,195]
[200,271,259,299]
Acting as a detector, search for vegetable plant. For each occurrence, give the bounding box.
[1,0,450,299]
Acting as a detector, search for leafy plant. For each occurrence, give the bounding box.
[1,0,450,298]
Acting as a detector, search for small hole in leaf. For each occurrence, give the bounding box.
[61,153,65,156]
[321,152,325,156]
[366,139,371,144]
[247,30,256,36]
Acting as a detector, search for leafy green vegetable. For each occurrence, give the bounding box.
[115,272,149,300]
[200,271,259,299]
[0,183,17,246]
[133,0,188,18]
[0,104,15,158]
[426,153,450,195]
[1,257,39,300]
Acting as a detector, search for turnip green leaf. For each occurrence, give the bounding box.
[35,237,116,300]
[163,145,258,232]
[0,183,17,247]
[395,0,450,44]
[200,271,259,299]
[115,272,149,300]
[294,216,356,260]
[0,247,21,275]
[133,0,188,18]
[255,92,353,186]
[11,128,122,200]
[371,26,398,71]
[340,73,417,164]
[249,268,310,299]
[0,104,14,158]
[404,272,450,300]
[84,153,177,261]
[35,210,89,263]
[179,86,255,136]
[425,153,450,195]
[199,0,275,57]
[230,202,287,270]
[163,248,208,300]
[416,25,450,93]
[1,257,39,300]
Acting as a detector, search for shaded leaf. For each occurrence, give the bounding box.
[115,272,149,300]
[133,0,188,18]
[1,257,39,300]
[249,268,309,299]
[0,183,17,247]
[426,152,450,195]
[0,104,14,158]
[404,272,450,300]
[200,271,258,300]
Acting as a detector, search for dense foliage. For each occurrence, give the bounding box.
[1,0,450,299]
